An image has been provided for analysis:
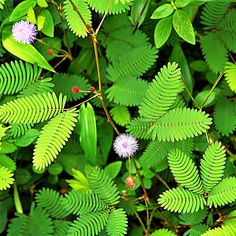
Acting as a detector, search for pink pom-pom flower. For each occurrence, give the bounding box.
[12,21,37,44]
[113,133,138,158]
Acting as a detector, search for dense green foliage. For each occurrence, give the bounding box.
[0,0,236,235]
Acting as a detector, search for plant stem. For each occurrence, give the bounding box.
[65,94,99,111]
[154,172,170,190]
[131,157,149,201]
[132,0,150,32]
[200,72,224,108]
[13,182,23,214]
[180,76,196,104]
[95,0,113,35]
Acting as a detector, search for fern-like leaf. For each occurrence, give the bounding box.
[62,190,108,215]
[10,123,33,138]
[139,62,183,120]
[200,142,226,193]
[104,25,149,62]
[168,149,204,195]
[106,78,149,106]
[200,33,228,73]
[0,92,67,124]
[214,97,236,136]
[200,3,229,30]
[7,213,29,236]
[107,45,157,81]
[18,77,54,98]
[179,207,208,226]
[218,9,236,51]
[68,210,109,236]
[0,60,42,95]
[0,154,16,171]
[53,220,71,236]
[0,165,14,190]
[106,208,128,236]
[35,188,69,218]
[140,141,170,169]
[87,0,131,14]
[207,177,236,208]
[158,187,206,213]
[0,124,8,145]
[110,105,130,126]
[127,108,212,141]
[28,205,54,236]
[64,0,92,38]
[151,229,176,236]
[202,224,236,236]
[224,62,236,93]
[184,224,208,236]
[33,109,78,170]
[52,73,90,102]
[85,165,120,205]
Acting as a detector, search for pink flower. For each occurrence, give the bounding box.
[113,133,138,158]
[12,21,37,44]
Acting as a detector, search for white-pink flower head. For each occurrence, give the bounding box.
[113,133,138,158]
[12,21,37,44]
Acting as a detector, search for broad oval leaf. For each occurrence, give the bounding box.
[151,4,174,20]
[2,28,55,72]
[173,9,195,44]
[154,16,172,48]
[9,0,37,21]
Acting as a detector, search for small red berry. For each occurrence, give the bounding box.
[46,0,51,2]
[72,86,79,93]
[89,86,95,92]
[125,176,135,189]
[47,49,53,55]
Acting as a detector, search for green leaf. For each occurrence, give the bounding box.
[0,166,14,190]
[151,229,176,236]
[104,161,122,179]
[80,103,97,165]
[37,0,48,7]
[173,9,195,44]
[67,169,90,190]
[110,105,130,126]
[27,7,36,24]
[175,0,193,8]
[38,9,54,37]
[207,177,236,208]
[9,0,37,21]
[130,0,150,28]
[169,44,193,93]
[151,4,174,20]
[15,129,40,147]
[2,28,55,72]
[64,0,92,38]
[37,15,46,31]
[154,16,172,48]
[158,187,206,213]
[168,149,204,195]
[15,168,31,185]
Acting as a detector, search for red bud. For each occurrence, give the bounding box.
[125,176,135,189]
[72,86,79,93]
